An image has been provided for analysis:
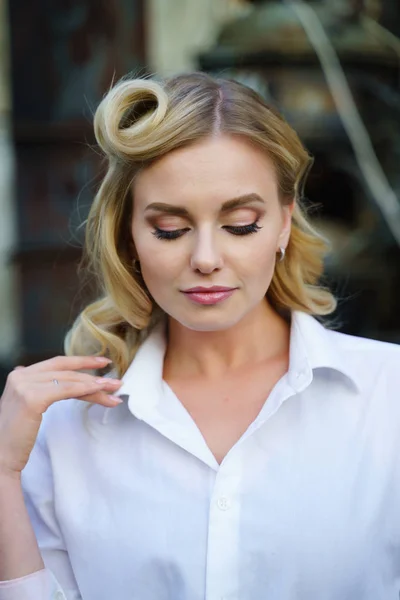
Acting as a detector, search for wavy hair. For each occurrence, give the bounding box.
[65,72,336,378]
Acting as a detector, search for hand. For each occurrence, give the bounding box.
[0,356,123,478]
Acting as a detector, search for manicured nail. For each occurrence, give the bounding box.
[109,395,123,404]
[95,356,112,363]
[95,377,120,385]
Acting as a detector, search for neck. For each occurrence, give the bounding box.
[163,300,291,381]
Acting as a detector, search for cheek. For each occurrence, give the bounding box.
[133,224,173,267]
[231,230,279,272]
[136,240,184,290]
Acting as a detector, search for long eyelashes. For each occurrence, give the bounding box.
[228,222,262,236]
[152,228,190,240]
[152,221,262,241]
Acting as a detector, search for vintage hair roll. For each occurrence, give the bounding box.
[65,72,336,378]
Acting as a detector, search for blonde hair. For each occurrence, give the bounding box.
[65,72,336,378]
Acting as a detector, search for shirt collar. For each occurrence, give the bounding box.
[120,319,167,420]
[289,311,361,393]
[102,319,167,425]
[102,310,360,425]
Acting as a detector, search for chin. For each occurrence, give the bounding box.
[171,311,244,333]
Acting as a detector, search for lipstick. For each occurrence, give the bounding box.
[182,286,237,305]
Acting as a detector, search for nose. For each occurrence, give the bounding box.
[190,228,224,274]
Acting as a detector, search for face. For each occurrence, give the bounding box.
[131,135,293,332]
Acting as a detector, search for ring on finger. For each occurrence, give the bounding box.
[52,379,59,386]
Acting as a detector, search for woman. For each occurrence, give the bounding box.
[0,72,399,600]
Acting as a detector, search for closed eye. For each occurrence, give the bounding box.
[152,221,262,241]
[224,222,262,236]
[152,228,189,240]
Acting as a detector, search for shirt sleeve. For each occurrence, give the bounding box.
[0,428,82,600]
[0,569,66,600]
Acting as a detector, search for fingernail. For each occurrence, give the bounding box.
[109,395,124,404]
[95,377,120,385]
[95,356,112,363]
[96,377,122,385]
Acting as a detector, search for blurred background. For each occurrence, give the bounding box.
[1,0,400,391]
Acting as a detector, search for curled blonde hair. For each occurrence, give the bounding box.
[65,72,336,378]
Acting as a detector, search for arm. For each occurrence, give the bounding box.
[0,474,44,580]
[0,355,122,600]
[0,430,81,600]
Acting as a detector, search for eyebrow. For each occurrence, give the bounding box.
[144,193,265,216]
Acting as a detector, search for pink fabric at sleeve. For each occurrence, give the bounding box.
[0,568,65,600]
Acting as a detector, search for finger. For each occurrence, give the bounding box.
[31,380,124,410]
[49,377,123,397]
[13,366,25,371]
[76,389,125,406]
[25,355,112,374]
[27,370,122,389]
[57,382,124,407]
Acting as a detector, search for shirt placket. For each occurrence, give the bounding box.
[205,453,243,600]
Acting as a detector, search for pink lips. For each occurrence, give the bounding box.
[182,286,237,305]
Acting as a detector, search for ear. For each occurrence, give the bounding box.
[278,200,295,249]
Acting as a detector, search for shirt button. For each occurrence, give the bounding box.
[53,592,65,600]
[217,496,231,510]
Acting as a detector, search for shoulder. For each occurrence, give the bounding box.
[38,397,105,449]
[22,399,88,494]
[327,327,400,361]
[324,327,400,386]
[294,311,400,377]
[42,396,85,426]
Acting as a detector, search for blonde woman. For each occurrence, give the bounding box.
[0,73,399,600]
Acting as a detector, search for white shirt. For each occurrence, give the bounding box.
[1,311,400,600]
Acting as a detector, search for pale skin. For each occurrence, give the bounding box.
[132,134,294,463]
[0,133,293,580]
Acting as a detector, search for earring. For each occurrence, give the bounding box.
[278,247,286,262]
[133,259,141,274]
